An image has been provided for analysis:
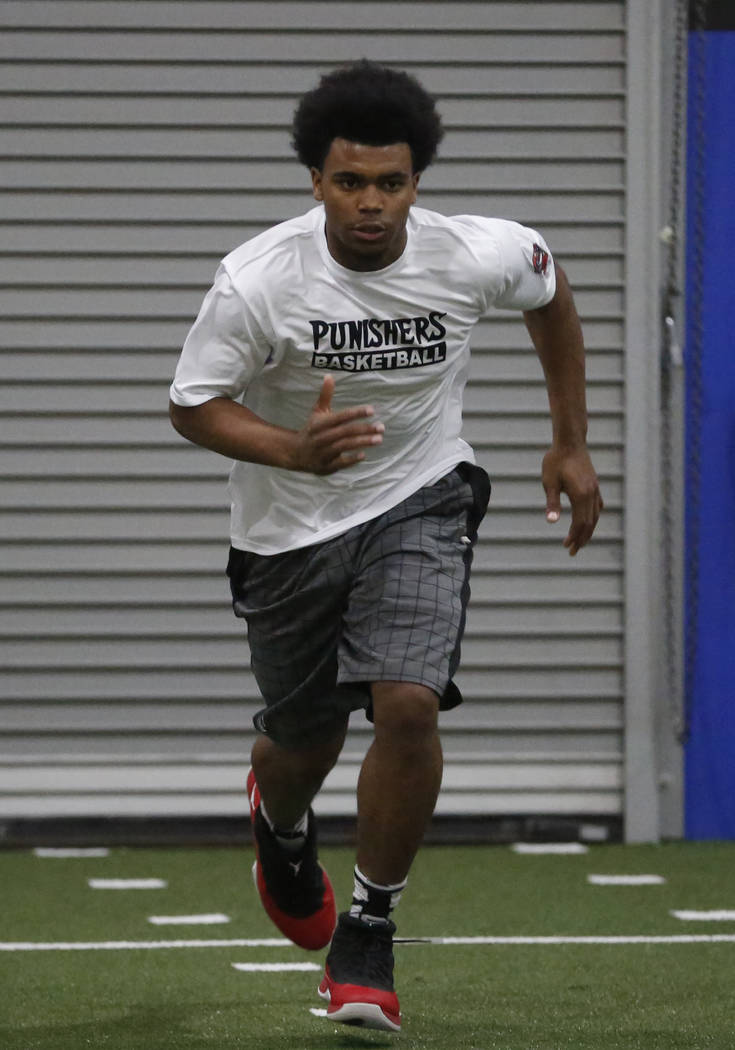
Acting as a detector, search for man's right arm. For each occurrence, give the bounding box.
[169,375,384,476]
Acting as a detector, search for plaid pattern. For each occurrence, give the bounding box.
[226,463,490,747]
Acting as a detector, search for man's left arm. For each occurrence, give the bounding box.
[523,263,604,556]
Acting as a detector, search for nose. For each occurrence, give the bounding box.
[358,183,382,212]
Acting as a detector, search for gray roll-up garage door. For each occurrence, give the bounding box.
[0,1,624,823]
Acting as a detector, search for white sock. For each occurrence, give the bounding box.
[260,800,308,853]
[350,865,407,923]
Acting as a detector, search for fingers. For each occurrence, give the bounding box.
[310,422,384,471]
[298,379,384,474]
[313,374,336,414]
[545,484,562,525]
[309,374,378,432]
[563,489,604,556]
[542,447,603,555]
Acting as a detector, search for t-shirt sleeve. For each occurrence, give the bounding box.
[169,264,273,407]
[452,215,556,313]
[489,219,556,310]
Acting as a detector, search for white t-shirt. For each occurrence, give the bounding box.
[170,204,555,554]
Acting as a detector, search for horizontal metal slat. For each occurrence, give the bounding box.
[0,414,625,450]
[0,755,623,819]
[471,352,623,383]
[0,31,625,65]
[0,347,623,384]
[1,94,625,129]
[471,574,622,604]
[0,602,623,638]
[0,220,625,258]
[1,190,623,224]
[0,317,624,356]
[473,313,625,346]
[0,699,623,734]
[479,446,623,474]
[0,374,623,413]
[0,540,623,575]
[0,474,625,515]
[0,284,623,320]
[0,447,624,497]
[1,350,181,383]
[0,757,622,795]
[0,255,626,289]
[0,735,623,769]
[0,667,261,701]
[0,448,227,477]
[0,477,227,509]
[474,535,623,564]
[433,791,621,816]
[0,2,625,33]
[0,417,621,455]
[466,415,623,445]
[0,157,625,192]
[0,511,623,547]
[0,664,622,703]
[442,702,623,732]
[0,559,623,603]
[0,126,626,161]
[0,541,227,573]
[0,789,622,818]
[0,493,621,543]
[1,317,192,350]
[0,635,623,671]
[457,666,624,694]
[0,61,626,97]
[465,380,623,412]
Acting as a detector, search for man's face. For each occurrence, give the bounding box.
[311,138,419,272]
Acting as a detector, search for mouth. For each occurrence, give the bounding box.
[352,224,387,242]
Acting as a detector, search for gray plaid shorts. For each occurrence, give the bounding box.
[226,462,490,748]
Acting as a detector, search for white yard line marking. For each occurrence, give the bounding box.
[88,878,167,890]
[588,875,666,885]
[148,914,230,926]
[232,962,320,973]
[34,848,111,858]
[671,910,735,921]
[511,843,589,855]
[0,939,290,952]
[310,1008,328,1017]
[2,934,735,952]
[428,935,735,945]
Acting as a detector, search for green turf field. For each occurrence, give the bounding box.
[1,841,734,1049]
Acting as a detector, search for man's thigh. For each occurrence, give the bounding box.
[339,463,490,704]
[226,541,364,744]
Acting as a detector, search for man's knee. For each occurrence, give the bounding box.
[371,681,440,739]
[254,717,347,780]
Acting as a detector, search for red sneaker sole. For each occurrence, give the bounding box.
[318,976,401,1032]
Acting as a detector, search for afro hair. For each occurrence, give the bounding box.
[292,60,444,173]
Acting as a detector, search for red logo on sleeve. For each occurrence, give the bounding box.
[532,243,550,276]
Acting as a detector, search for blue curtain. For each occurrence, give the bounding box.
[684,28,735,838]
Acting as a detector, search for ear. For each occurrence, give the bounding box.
[410,172,420,203]
[311,167,324,202]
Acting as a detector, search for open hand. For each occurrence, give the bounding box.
[542,445,603,555]
[292,375,385,475]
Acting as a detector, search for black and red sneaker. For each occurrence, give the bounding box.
[246,769,336,951]
[318,912,401,1032]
